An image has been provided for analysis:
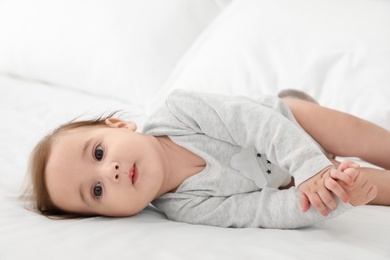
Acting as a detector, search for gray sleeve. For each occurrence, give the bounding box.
[165,90,332,187]
[163,187,353,229]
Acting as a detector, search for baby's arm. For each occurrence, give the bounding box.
[298,160,359,216]
[165,183,354,229]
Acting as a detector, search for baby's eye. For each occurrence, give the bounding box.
[93,182,103,198]
[94,145,104,161]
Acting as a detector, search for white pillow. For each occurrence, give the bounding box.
[0,0,231,108]
[159,0,390,129]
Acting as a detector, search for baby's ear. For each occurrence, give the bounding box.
[105,118,137,131]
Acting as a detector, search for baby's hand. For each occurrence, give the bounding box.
[298,166,354,216]
[336,167,377,206]
[325,160,359,200]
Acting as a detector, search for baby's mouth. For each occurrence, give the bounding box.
[129,164,138,184]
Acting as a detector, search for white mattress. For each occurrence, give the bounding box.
[1,0,390,259]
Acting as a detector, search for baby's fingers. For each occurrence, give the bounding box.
[308,193,329,216]
[338,160,360,172]
[318,188,338,211]
[299,193,310,213]
[329,169,354,187]
[324,177,350,203]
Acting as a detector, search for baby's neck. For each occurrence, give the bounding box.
[156,136,206,194]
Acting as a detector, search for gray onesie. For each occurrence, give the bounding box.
[143,89,352,229]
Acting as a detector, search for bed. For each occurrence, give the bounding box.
[1,0,389,259]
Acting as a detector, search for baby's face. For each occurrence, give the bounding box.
[45,122,165,217]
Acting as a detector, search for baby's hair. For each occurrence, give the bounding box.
[25,111,121,218]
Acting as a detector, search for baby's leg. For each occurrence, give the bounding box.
[331,159,390,206]
[284,98,390,169]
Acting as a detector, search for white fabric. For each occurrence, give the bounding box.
[0,0,229,108]
[157,0,390,130]
[1,0,390,258]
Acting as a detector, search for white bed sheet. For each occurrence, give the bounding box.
[1,75,390,260]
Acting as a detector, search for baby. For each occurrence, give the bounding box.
[27,89,389,229]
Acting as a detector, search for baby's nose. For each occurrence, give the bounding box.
[111,164,130,182]
[112,163,120,180]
